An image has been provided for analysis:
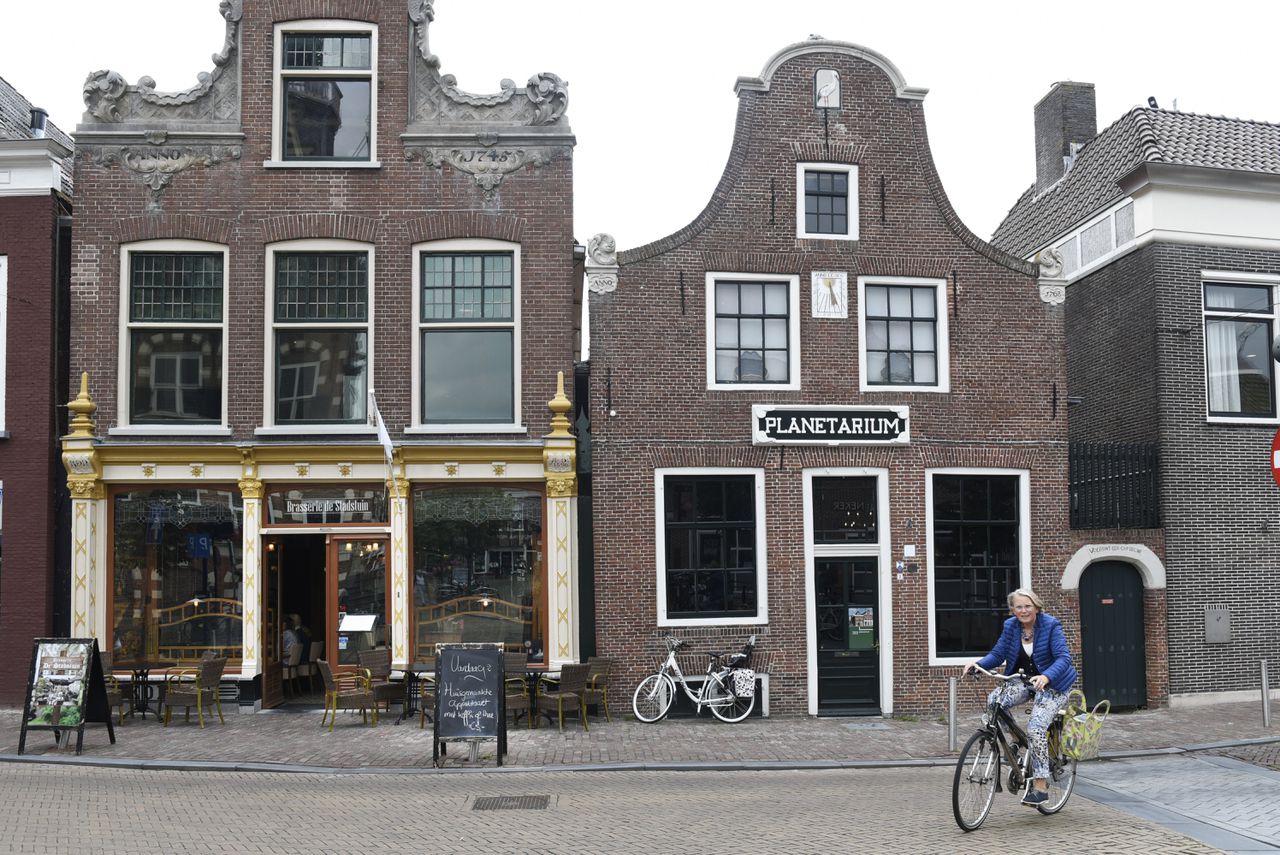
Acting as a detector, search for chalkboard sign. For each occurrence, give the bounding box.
[18,638,115,756]
[432,645,506,767]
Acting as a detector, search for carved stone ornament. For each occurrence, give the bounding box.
[587,273,618,294]
[545,451,573,474]
[237,478,264,500]
[93,145,243,213]
[81,0,243,126]
[406,2,569,129]
[1039,284,1067,306]
[588,233,617,267]
[406,146,567,197]
[1037,247,1065,280]
[546,475,576,498]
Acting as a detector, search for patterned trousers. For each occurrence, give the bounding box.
[987,681,1069,780]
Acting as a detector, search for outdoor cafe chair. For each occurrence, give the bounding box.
[163,656,227,728]
[358,648,401,714]
[317,660,378,731]
[536,663,591,732]
[503,652,533,729]
[583,656,615,723]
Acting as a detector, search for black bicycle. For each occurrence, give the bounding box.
[952,664,1077,831]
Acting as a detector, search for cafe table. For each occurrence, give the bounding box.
[394,662,435,724]
[124,660,176,720]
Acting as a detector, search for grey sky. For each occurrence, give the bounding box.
[3,1,1277,248]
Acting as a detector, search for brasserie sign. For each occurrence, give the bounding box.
[286,498,372,515]
[752,404,910,445]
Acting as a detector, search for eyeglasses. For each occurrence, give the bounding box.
[1012,604,1036,611]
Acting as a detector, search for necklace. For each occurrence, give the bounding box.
[1022,624,1035,642]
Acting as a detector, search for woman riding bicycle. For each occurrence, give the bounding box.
[962,588,1077,807]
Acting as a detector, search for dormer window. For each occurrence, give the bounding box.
[271,22,377,165]
[796,163,858,241]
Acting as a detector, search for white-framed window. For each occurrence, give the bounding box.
[926,468,1030,666]
[0,255,6,435]
[655,468,768,627]
[409,239,523,432]
[1202,270,1280,423]
[115,240,228,433]
[857,276,949,392]
[268,20,378,166]
[796,162,858,241]
[262,239,374,432]
[705,272,801,391]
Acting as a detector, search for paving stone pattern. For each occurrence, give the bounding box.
[0,764,1225,854]
[1,698,1275,771]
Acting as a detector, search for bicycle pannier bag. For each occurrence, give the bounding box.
[1061,688,1109,761]
[730,668,756,698]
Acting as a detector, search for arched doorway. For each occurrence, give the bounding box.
[1079,561,1146,708]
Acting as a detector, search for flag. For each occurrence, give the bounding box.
[368,390,394,471]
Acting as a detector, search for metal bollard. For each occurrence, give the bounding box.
[948,676,958,752]
[1264,660,1272,728]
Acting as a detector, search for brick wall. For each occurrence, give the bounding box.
[588,45,1072,715]
[70,0,578,437]
[0,192,61,704]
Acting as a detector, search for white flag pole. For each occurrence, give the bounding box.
[368,390,395,484]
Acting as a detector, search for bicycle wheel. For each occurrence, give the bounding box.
[1038,721,1077,815]
[632,673,675,723]
[953,731,1000,832]
[705,671,755,723]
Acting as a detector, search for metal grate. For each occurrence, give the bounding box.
[1069,441,1161,529]
[472,796,550,812]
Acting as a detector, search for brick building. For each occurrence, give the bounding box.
[585,39,1075,716]
[0,77,73,704]
[65,0,581,709]
[994,83,1280,704]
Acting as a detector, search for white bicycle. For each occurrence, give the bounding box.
[632,635,756,723]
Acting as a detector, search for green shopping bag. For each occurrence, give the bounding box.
[1061,688,1110,761]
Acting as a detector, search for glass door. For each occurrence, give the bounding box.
[328,537,389,666]
[814,557,880,715]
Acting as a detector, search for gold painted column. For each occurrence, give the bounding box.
[61,374,106,641]
[388,458,410,666]
[543,372,579,666]
[238,451,263,678]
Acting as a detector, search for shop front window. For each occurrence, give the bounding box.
[111,488,244,665]
[411,486,543,662]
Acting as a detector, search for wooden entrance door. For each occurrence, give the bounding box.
[1080,560,1146,709]
[328,536,390,667]
[260,537,284,708]
[814,557,880,715]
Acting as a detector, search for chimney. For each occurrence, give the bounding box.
[29,107,48,139]
[1034,82,1096,194]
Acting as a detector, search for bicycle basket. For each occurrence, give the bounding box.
[1061,689,1110,761]
[730,668,756,698]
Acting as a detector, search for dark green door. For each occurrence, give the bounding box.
[815,557,879,715]
[1080,561,1146,709]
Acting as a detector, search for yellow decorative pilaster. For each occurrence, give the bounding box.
[62,373,105,640]
[543,372,579,665]
[388,457,410,666]
[239,450,263,676]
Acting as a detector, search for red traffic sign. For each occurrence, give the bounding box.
[1272,428,1280,488]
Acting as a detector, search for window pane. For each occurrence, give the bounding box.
[274,330,368,423]
[740,283,763,314]
[421,253,514,322]
[130,253,223,322]
[664,475,756,619]
[913,353,936,383]
[763,350,788,382]
[740,318,763,348]
[866,352,887,383]
[738,350,765,381]
[129,330,223,424]
[888,287,911,316]
[411,486,544,662]
[283,34,371,69]
[714,281,790,385]
[422,329,514,423]
[888,320,911,349]
[1205,317,1274,416]
[804,170,849,235]
[764,318,787,348]
[912,321,936,351]
[715,284,738,314]
[866,286,887,316]
[912,287,936,318]
[715,351,738,383]
[715,318,738,348]
[283,79,371,160]
[1205,283,1270,313]
[764,284,788,315]
[111,489,244,665]
[275,253,368,321]
[865,320,888,350]
[813,477,877,543]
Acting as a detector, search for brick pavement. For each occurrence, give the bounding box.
[0,697,1274,772]
[0,764,1226,854]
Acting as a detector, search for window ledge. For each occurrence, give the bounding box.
[860,384,950,394]
[707,383,801,392]
[254,425,377,436]
[109,426,233,438]
[262,160,382,169]
[658,615,766,628]
[0,431,9,440]
[405,424,529,436]
[797,232,859,242]
[1205,416,1280,426]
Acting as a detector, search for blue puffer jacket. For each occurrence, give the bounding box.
[975,612,1077,694]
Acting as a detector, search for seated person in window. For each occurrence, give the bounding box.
[283,613,311,660]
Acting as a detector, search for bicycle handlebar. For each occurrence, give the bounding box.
[967,663,1033,683]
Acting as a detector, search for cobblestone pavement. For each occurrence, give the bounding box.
[0,764,1227,854]
[1,698,1275,772]
[1077,754,1280,854]
[1211,742,1280,773]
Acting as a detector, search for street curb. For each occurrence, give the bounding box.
[1,736,1274,775]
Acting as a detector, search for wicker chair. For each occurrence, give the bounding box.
[535,663,591,732]
[317,660,378,731]
[583,656,615,723]
[282,642,303,697]
[503,652,532,728]
[163,656,227,728]
[99,653,127,725]
[358,648,401,714]
[304,641,324,691]
[417,656,438,729]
